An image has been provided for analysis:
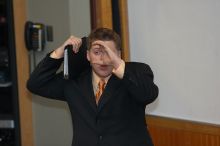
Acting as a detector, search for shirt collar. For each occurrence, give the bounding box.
[92,71,111,93]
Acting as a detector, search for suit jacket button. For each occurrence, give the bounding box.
[99,135,103,140]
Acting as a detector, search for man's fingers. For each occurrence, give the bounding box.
[92,40,115,57]
[92,40,109,50]
[67,36,82,53]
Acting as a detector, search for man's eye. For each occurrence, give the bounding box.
[95,51,100,55]
[94,51,100,55]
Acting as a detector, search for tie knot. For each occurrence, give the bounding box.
[95,79,106,104]
[98,79,106,89]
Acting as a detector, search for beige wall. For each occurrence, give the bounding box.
[128,0,220,125]
[26,0,91,145]
[68,0,91,37]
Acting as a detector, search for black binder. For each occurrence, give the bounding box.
[63,37,90,80]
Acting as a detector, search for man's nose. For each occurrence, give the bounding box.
[100,51,106,59]
[99,53,104,64]
[100,53,104,60]
[99,52,108,64]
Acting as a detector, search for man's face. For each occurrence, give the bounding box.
[87,40,121,78]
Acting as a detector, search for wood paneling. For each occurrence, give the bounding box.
[146,115,220,146]
[90,0,130,61]
[118,0,130,61]
[92,0,113,29]
[13,0,34,145]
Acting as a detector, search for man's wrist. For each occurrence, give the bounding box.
[50,50,63,59]
[113,58,123,69]
[112,59,125,79]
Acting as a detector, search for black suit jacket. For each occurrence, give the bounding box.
[27,40,159,146]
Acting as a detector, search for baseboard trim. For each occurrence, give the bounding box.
[146,115,220,135]
[146,115,220,146]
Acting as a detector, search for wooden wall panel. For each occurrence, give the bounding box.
[118,0,130,61]
[146,115,220,146]
[90,0,130,61]
[92,0,113,29]
[13,0,34,145]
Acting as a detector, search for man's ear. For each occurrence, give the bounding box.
[86,50,90,61]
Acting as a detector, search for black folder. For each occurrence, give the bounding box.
[64,37,90,80]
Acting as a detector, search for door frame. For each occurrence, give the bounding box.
[90,0,130,61]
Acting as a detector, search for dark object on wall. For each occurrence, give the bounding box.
[25,21,46,52]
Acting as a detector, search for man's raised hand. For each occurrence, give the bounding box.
[50,36,82,59]
[92,40,122,70]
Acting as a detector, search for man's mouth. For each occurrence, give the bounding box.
[99,65,109,70]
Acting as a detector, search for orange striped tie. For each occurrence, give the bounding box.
[95,79,106,104]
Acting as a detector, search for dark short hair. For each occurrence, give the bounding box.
[87,28,121,50]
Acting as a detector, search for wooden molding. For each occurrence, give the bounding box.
[118,0,130,61]
[13,0,34,145]
[92,0,113,29]
[146,115,220,146]
[147,115,220,135]
[90,0,130,61]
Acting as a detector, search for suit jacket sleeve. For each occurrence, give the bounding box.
[122,62,159,105]
[26,54,66,100]
[26,37,89,100]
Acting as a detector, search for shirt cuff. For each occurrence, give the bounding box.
[112,60,125,79]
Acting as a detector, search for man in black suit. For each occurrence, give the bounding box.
[27,28,159,146]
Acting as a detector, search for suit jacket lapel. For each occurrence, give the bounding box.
[98,74,122,111]
[78,70,122,113]
[78,69,97,113]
